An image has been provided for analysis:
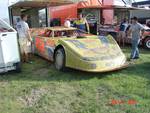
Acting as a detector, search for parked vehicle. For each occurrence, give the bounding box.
[30,26,128,72]
[0,19,21,73]
[125,25,150,49]
[99,25,150,50]
[142,25,150,49]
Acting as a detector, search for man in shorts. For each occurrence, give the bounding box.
[16,14,32,63]
[118,18,128,47]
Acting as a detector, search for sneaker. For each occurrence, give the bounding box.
[134,57,140,59]
[26,61,33,64]
[28,61,33,64]
[129,58,135,61]
[127,58,131,61]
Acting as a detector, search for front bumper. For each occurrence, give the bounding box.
[77,62,129,72]
[67,55,128,72]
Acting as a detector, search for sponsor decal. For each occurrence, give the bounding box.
[35,38,45,53]
[67,40,87,49]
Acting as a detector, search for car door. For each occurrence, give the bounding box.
[45,30,61,61]
[34,29,55,60]
[35,36,47,58]
[45,38,56,61]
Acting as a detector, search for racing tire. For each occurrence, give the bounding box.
[54,48,66,71]
[143,37,150,50]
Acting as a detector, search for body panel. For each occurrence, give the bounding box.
[58,35,126,72]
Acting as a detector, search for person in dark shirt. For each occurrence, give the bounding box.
[118,18,128,47]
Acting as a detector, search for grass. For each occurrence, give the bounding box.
[0,47,150,113]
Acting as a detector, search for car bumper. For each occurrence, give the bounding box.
[77,62,129,72]
[67,55,128,72]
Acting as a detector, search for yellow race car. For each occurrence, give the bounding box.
[30,26,128,72]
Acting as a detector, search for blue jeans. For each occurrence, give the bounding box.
[130,39,140,59]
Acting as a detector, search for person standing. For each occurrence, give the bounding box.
[118,18,128,47]
[129,17,144,60]
[73,13,90,33]
[16,14,32,63]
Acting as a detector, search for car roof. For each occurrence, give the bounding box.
[47,26,77,31]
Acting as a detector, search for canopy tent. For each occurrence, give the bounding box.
[77,0,102,9]
[10,0,86,8]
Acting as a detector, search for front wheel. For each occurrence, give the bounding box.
[54,48,66,71]
[143,37,150,50]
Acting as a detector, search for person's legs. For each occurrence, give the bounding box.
[130,39,140,59]
[25,40,33,63]
[135,48,139,58]
[19,38,32,63]
[24,51,32,64]
[19,38,26,62]
[120,31,125,47]
[118,32,121,46]
[122,32,125,47]
[131,40,136,59]
[28,53,33,62]
[135,39,140,58]
[21,53,25,62]
[24,52,29,62]
[27,42,31,60]
[21,44,28,63]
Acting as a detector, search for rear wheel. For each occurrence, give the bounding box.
[14,62,21,73]
[143,37,150,50]
[54,48,66,71]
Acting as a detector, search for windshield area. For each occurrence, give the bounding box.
[42,30,78,38]
[43,29,89,38]
[54,30,78,37]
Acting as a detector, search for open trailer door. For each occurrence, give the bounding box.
[9,0,86,27]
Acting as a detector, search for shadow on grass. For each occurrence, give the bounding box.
[1,62,149,82]
[0,67,112,82]
[0,47,149,82]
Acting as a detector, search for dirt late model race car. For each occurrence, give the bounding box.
[30,26,128,72]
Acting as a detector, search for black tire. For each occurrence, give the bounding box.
[54,48,66,71]
[14,62,21,73]
[143,37,150,50]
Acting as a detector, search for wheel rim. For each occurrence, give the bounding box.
[55,50,64,70]
[146,39,150,48]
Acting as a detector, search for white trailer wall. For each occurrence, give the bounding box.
[0,0,10,23]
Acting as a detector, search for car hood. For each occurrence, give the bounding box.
[58,35,126,62]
